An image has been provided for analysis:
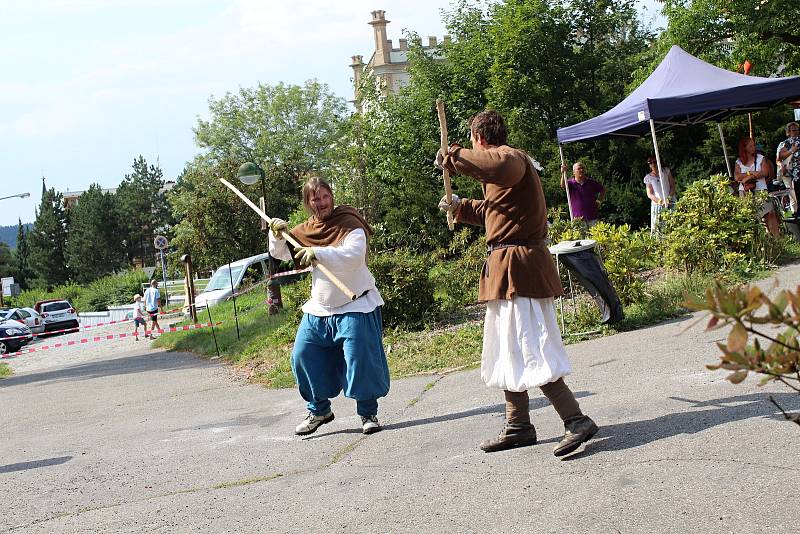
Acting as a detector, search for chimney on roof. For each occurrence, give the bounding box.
[428,36,437,47]
[369,10,391,66]
[443,35,452,45]
[350,55,365,103]
[399,38,407,51]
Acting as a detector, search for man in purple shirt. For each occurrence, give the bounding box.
[560,161,606,225]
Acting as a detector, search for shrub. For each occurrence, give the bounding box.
[588,222,658,304]
[429,229,486,314]
[369,248,435,329]
[661,175,780,274]
[548,206,589,243]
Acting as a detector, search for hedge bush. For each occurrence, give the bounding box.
[661,175,781,274]
[369,248,435,329]
[588,222,658,304]
[8,270,149,311]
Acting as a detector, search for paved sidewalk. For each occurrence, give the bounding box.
[2,266,799,533]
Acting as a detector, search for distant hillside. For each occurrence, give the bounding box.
[0,223,32,250]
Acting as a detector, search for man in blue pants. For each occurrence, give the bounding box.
[269,175,390,435]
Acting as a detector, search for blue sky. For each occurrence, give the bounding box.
[0,0,664,227]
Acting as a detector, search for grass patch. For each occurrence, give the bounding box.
[0,363,12,379]
[384,323,483,377]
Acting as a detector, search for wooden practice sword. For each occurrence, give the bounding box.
[436,98,455,231]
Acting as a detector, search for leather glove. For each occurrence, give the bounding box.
[269,218,288,238]
[438,194,461,214]
[434,149,446,171]
[294,246,317,267]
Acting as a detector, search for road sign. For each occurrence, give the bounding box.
[154,235,169,250]
[143,267,156,278]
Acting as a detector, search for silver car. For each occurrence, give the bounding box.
[0,307,45,335]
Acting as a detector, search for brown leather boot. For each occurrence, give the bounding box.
[480,423,537,452]
[553,415,598,457]
[480,390,537,452]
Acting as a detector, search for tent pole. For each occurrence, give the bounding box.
[717,122,733,177]
[648,119,668,204]
[558,144,574,220]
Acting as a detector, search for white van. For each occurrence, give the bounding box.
[193,252,272,310]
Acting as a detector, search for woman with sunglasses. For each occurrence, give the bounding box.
[643,156,676,234]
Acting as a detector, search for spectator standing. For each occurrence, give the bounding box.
[132,294,146,341]
[643,155,676,235]
[560,161,605,226]
[143,280,162,339]
[778,122,800,217]
[736,137,780,236]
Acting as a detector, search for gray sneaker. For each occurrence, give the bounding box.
[295,411,335,435]
[361,415,382,435]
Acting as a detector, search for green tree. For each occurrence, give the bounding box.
[14,219,32,289]
[0,242,12,284]
[29,186,69,288]
[66,184,126,283]
[169,160,268,271]
[170,80,347,267]
[115,156,171,266]
[339,0,655,248]
[657,0,800,77]
[193,79,347,218]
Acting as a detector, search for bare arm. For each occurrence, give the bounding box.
[779,141,797,161]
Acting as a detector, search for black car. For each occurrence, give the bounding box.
[0,319,33,355]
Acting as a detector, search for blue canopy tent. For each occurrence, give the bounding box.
[556,45,800,218]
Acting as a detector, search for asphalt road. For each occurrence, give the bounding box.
[2,268,799,533]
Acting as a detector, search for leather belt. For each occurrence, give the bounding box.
[483,239,546,277]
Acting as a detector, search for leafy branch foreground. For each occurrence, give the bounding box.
[689,282,800,427]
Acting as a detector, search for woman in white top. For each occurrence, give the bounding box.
[643,155,676,235]
[735,137,780,236]
[735,137,768,193]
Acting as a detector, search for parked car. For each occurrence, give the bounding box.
[192,253,272,311]
[34,300,80,333]
[0,307,45,335]
[0,318,33,355]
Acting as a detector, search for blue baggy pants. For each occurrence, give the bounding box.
[292,307,390,417]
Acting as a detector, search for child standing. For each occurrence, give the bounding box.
[132,294,146,341]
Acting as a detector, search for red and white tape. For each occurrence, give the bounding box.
[269,266,313,279]
[0,310,188,342]
[1,322,222,359]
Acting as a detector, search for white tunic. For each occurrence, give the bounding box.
[482,296,572,391]
[269,228,383,317]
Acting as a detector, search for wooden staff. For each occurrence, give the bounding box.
[436,98,455,231]
[219,178,357,301]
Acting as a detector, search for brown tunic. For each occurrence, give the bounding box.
[443,144,563,302]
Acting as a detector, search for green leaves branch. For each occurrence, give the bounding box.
[688,281,800,426]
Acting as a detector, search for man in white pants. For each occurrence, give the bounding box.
[437,110,598,456]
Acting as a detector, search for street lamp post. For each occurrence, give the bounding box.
[237,162,283,315]
[0,192,31,202]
